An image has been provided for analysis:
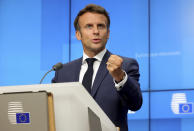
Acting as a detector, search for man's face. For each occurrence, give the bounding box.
[76,12,110,57]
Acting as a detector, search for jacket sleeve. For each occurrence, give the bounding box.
[118,58,143,111]
[51,71,58,83]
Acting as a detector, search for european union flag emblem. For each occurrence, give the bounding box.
[16,113,30,124]
[179,103,193,114]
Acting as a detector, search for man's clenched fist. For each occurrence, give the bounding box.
[106,55,125,82]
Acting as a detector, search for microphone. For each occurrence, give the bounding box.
[40,62,63,84]
[52,62,63,71]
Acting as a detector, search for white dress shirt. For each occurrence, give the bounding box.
[79,49,128,90]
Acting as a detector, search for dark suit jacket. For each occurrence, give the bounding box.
[52,50,142,131]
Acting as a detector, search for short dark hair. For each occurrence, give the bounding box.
[74,4,110,31]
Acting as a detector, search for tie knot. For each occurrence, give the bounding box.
[86,58,96,66]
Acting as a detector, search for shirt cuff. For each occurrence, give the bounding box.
[114,71,128,91]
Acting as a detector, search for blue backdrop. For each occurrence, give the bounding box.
[0,0,194,130]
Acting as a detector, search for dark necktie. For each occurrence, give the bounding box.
[82,58,96,94]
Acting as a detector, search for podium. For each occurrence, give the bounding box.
[0,82,117,131]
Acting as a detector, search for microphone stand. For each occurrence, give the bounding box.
[40,69,54,84]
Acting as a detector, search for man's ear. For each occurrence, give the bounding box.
[107,29,110,39]
[75,30,81,40]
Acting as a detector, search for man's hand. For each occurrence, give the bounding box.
[106,55,125,83]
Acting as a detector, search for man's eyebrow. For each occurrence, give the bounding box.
[85,23,93,26]
[98,23,106,25]
[86,23,93,25]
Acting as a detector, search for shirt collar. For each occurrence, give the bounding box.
[82,48,107,64]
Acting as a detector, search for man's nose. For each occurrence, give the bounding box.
[93,26,99,35]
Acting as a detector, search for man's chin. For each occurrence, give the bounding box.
[89,47,105,54]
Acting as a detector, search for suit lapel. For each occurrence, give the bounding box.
[91,51,111,97]
[73,57,82,81]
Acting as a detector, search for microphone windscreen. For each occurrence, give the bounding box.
[52,62,63,71]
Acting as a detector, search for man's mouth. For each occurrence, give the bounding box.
[92,39,101,43]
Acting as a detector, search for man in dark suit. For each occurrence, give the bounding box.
[52,4,142,131]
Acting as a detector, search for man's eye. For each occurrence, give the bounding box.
[86,25,92,28]
[98,24,106,29]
